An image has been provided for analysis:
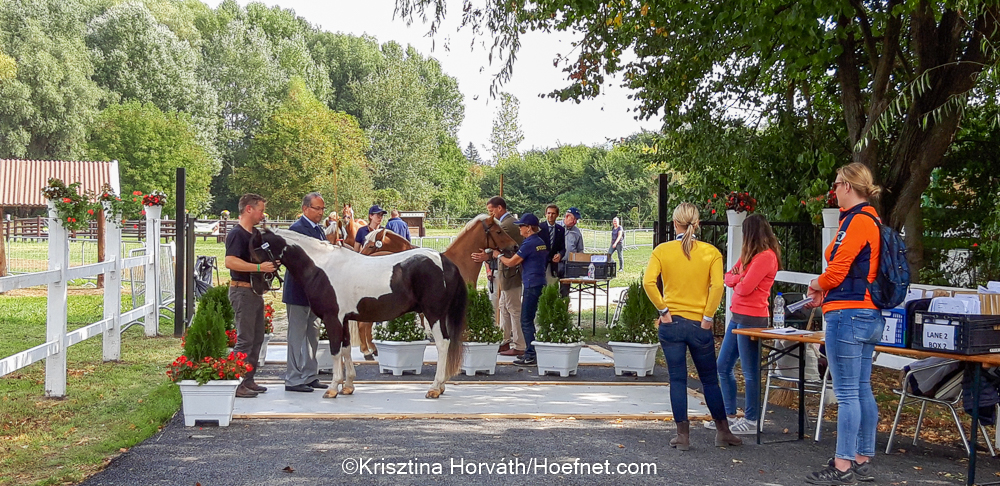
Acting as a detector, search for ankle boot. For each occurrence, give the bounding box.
[670,421,690,451]
[715,419,743,447]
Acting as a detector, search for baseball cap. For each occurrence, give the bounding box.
[513,213,540,226]
[566,207,582,219]
[368,204,387,215]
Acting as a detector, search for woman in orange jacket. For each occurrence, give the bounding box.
[805,163,884,485]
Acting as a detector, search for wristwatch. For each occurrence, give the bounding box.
[658,308,670,317]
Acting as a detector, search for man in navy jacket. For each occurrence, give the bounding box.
[282,192,331,392]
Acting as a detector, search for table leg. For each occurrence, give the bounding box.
[591,283,597,336]
[603,281,609,336]
[575,283,582,329]
[798,342,805,441]
[967,363,981,486]
[757,337,763,446]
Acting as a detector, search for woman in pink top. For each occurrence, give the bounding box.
[708,214,781,434]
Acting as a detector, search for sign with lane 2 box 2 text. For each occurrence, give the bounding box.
[922,323,955,351]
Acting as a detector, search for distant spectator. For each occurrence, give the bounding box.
[561,207,584,297]
[385,209,411,242]
[609,217,624,271]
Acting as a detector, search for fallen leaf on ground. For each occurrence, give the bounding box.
[283,466,295,473]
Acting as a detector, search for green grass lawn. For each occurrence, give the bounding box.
[0,294,181,486]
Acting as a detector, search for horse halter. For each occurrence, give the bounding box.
[254,241,284,292]
[480,219,516,257]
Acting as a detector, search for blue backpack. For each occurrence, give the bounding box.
[856,211,910,309]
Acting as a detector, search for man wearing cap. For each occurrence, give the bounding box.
[283,192,330,392]
[353,204,387,360]
[561,207,585,297]
[499,212,549,366]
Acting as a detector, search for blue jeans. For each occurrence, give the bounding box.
[659,316,727,423]
[717,320,762,421]
[520,285,543,359]
[609,243,624,270]
[825,308,882,460]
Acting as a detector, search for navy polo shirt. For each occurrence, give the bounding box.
[517,232,548,288]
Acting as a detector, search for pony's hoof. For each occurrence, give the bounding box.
[341,386,355,395]
[323,389,339,399]
[425,389,442,399]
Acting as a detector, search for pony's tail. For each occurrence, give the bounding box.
[349,320,361,348]
[445,270,467,377]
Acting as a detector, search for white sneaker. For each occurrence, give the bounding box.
[729,417,758,435]
[703,419,727,430]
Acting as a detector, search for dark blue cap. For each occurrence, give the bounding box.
[566,207,581,219]
[368,204,387,215]
[513,212,540,226]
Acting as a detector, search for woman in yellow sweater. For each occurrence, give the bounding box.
[643,203,741,450]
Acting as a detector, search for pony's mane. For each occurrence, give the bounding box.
[364,228,402,244]
[445,214,492,252]
[274,228,345,253]
[458,214,492,234]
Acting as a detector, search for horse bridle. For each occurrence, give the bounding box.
[480,219,516,257]
[254,241,284,292]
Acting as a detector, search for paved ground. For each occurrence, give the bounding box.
[78,355,1000,485]
[79,413,999,485]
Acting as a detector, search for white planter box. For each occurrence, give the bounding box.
[258,333,273,366]
[317,340,334,372]
[177,379,240,426]
[374,340,429,376]
[461,342,500,376]
[608,341,659,376]
[822,207,840,228]
[533,341,584,377]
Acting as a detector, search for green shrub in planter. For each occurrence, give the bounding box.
[374,312,427,342]
[198,285,235,331]
[535,284,583,344]
[465,284,503,343]
[184,298,229,361]
[608,281,659,344]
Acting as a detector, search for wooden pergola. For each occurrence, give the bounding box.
[0,159,120,277]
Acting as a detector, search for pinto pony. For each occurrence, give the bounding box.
[251,229,467,399]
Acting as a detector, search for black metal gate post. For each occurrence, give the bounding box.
[655,173,670,246]
[174,168,186,336]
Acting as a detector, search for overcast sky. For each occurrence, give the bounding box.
[212,0,661,155]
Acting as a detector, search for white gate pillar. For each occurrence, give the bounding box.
[725,210,746,328]
[45,201,69,397]
[102,203,122,361]
[143,205,162,336]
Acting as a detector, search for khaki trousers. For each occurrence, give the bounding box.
[496,285,525,351]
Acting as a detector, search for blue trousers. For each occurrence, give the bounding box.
[717,319,762,421]
[825,308,882,460]
[520,285,543,359]
[659,316,727,423]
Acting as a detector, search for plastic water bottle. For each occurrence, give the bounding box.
[773,292,786,328]
[587,262,596,279]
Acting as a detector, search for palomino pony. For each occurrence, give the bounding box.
[335,218,367,247]
[251,229,467,399]
[359,214,519,285]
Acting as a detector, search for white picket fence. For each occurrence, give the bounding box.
[0,203,163,397]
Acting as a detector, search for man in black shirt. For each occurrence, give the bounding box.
[225,193,278,398]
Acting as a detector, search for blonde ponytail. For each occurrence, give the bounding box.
[672,202,700,260]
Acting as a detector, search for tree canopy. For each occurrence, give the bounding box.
[398,0,1000,272]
